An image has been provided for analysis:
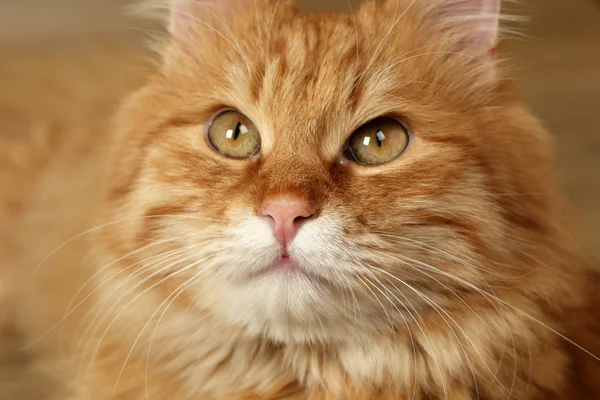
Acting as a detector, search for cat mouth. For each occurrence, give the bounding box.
[252,255,321,281]
[280,254,294,264]
[263,255,304,274]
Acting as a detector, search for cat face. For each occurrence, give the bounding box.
[102,0,559,343]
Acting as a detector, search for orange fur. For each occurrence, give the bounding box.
[1,1,600,399]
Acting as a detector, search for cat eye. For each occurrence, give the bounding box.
[345,117,410,166]
[207,110,261,159]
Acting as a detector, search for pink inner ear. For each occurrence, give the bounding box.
[170,0,196,35]
[437,0,502,51]
[479,0,501,47]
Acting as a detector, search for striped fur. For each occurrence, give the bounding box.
[1,1,599,399]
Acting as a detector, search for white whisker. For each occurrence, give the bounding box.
[113,259,215,397]
[22,238,190,351]
[388,254,519,398]
[76,249,200,369]
[362,272,419,399]
[354,275,395,335]
[82,251,215,384]
[366,265,481,399]
[75,242,208,346]
[29,214,222,281]
[360,262,448,400]
[387,252,600,362]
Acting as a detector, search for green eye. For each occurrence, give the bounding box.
[207,110,261,159]
[345,117,410,166]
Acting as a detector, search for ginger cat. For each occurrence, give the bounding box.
[1,0,599,399]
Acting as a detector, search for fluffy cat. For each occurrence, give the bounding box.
[1,0,600,399]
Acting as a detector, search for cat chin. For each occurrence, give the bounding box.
[197,272,379,344]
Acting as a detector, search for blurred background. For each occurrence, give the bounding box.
[0,0,599,260]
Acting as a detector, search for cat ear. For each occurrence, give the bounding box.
[434,0,502,53]
[169,0,231,37]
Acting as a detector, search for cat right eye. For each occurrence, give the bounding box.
[344,117,411,166]
[206,110,261,159]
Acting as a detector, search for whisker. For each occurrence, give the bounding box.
[63,233,212,317]
[359,262,448,400]
[361,273,419,399]
[339,274,360,325]
[74,245,198,340]
[386,254,520,398]
[75,237,217,331]
[114,261,215,397]
[77,240,217,370]
[393,253,501,333]
[375,233,521,279]
[29,214,223,281]
[373,247,600,394]
[378,273,449,400]
[21,235,208,351]
[366,265,481,399]
[93,24,169,37]
[76,249,201,367]
[384,253,600,362]
[82,252,216,384]
[362,274,399,347]
[371,234,514,324]
[354,275,395,335]
[374,230,555,389]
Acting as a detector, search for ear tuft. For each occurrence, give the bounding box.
[133,0,232,38]
[170,0,229,37]
[434,0,503,52]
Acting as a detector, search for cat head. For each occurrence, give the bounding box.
[100,0,572,343]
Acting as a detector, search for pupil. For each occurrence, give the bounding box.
[233,122,242,140]
[375,129,385,147]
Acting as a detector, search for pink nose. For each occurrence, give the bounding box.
[260,196,315,250]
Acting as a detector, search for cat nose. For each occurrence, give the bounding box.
[260,196,315,250]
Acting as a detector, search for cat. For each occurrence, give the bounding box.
[1,0,600,399]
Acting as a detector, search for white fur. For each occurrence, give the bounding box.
[185,211,388,343]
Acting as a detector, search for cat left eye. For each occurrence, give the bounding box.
[345,117,410,166]
[207,110,261,159]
